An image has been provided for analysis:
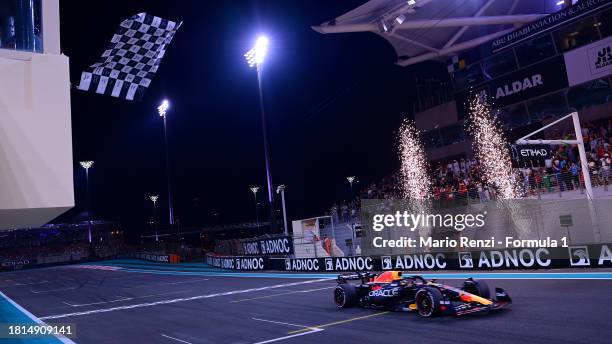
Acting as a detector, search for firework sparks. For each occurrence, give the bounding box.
[467,95,520,199]
[398,119,431,200]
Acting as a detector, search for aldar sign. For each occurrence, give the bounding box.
[455,57,568,117]
[490,56,568,107]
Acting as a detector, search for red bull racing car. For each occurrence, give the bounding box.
[334,271,511,317]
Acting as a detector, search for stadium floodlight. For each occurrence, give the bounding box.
[149,195,160,242]
[158,99,169,117]
[346,176,356,196]
[79,160,94,170]
[79,160,94,243]
[244,36,269,68]
[250,186,260,225]
[276,185,288,236]
[157,99,175,227]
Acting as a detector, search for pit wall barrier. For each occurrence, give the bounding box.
[135,252,180,263]
[205,243,612,271]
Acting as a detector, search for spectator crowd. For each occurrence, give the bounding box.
[329,118,612,223]
[0,222,129,265]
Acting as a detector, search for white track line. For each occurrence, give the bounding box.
[31,286,78,294]
[250,317,323,344]
[251,328,324,344]
[161,333,193,344]
[61,289,192,307]
[251,317,315,329]
[231,286,333,303]
[125,278,209,289]
[39,279,328,320]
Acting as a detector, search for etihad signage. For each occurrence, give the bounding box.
[565,35,612,86]
[511,144,552,163]
[491,0,612,53]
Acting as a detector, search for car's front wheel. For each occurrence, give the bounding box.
[415,287,443,317]
[462,278,490,299]
[334,284,358,308]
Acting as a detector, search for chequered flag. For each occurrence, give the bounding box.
[77,13,182,101]
[447,55,466,74]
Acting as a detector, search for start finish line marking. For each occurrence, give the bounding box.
[39,279,329,320]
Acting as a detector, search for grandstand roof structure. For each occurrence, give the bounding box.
[312,0,564,66]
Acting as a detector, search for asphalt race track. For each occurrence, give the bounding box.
[1,260,612,344]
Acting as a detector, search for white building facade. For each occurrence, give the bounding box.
[0,0,73,228]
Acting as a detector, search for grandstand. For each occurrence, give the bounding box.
[314,0,612,163]
[316,0,612,207]
[0,222,128,270]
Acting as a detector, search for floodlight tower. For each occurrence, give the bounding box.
[244,36,278,232]
[250,186,260,225]
[276,185,288,236]
[79,160,94,243]
[346,176,356,195]
[149,195,159,242]
[157,100,175,227]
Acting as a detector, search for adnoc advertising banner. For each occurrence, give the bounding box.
[564,35,612,86]
[267,243,612,272]
[241,236,294,256]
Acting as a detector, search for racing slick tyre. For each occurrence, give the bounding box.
[334,284,358,308]
[415,287,443,317]
[462,279,490,299]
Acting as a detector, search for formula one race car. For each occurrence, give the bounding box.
[333,271,511,317]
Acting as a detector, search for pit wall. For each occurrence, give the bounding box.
[205,243,612,271]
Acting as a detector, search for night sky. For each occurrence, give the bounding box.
[58,0,446,239]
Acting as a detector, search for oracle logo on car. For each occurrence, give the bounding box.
[368,287,399,297]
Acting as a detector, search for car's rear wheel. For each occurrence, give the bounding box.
[462,279,490,299]
[334,284,358,308]
[415,287,442,317]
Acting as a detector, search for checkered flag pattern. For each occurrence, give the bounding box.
[447,55,466,74]
[77,13,182,101]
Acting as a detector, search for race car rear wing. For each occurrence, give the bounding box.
[337,272,376,284]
